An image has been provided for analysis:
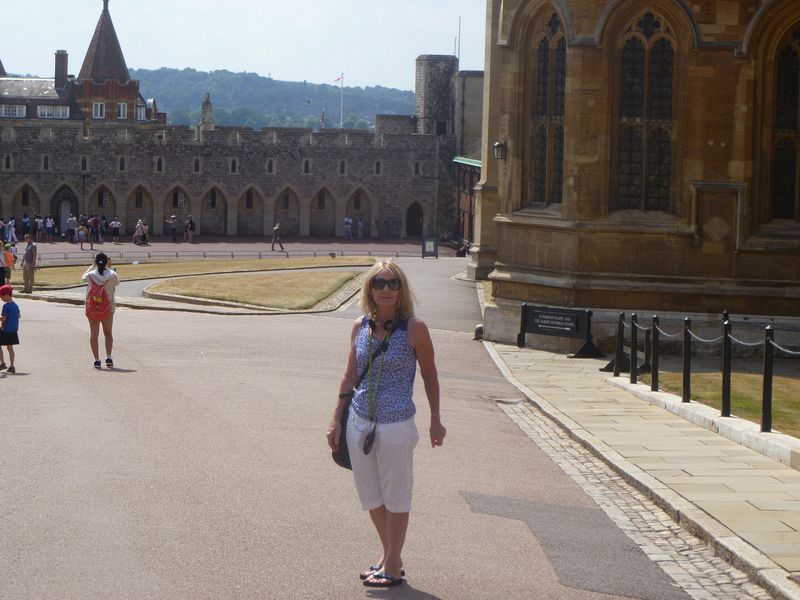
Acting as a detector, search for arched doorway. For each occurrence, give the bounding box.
[406,202,423,236]
[51,186,79,232]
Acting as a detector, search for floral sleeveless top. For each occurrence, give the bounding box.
[351,317,417,424]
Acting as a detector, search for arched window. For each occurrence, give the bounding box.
[210,189,217,208]
[267,159,274,174]
[194,158,201,173]
[246,189,254,209]
[771,28,800,220]
[119,156,126,172]
[375,161,382,175]
[304,160,310,174]
[525,13,566,207]
[230,158,238,173]
[81,156,88,171]
[354,191,362,211]
[43,156,50,171]
[156,158,164,173]
[22,189,29,206]
[613,12,675,213]
[340,160,346,175]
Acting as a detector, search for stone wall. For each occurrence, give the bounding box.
[0,121,450,239]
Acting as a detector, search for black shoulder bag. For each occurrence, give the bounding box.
[332,329,392,470]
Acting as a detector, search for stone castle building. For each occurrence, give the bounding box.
[471,0,800,342]
[0,2,472,239]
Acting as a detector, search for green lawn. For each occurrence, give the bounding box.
[640,370,800,437]
[14,256,373,288]
[147,271,358,310]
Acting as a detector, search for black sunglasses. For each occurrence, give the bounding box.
[371,277,401,291]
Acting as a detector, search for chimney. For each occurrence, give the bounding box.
[55,50,68,89]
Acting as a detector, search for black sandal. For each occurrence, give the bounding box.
[363,572,404,588]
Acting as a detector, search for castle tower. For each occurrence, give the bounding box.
[415,55,458,135]
[79,0,130,83]
[200,93,215,132]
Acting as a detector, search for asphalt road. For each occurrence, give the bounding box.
[0,256,691,599]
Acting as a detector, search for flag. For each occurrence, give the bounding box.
[320,108,326,127]
[334,75,342,83]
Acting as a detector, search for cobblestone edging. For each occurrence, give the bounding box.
[499,400,774,600]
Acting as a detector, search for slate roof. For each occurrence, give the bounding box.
[0,78,61,100]
[78,1,130,83]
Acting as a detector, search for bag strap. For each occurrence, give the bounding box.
[352,319,390,391]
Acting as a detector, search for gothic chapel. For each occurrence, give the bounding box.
[471,0,800,341]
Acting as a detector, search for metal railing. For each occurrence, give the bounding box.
[36,247,426,265]
[612,311,800,433]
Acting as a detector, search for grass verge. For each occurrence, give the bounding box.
[640,370,800,438]
[147,271,359,310]
[13,256,373,289]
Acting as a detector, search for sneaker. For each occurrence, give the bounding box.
[0,363,6,370]
[6,366,15,374]
[105,358,114,369]
[94,360,101,369]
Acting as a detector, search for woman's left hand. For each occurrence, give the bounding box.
[430,417,446,448]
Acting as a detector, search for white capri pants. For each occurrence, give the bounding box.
[347,411,419,513]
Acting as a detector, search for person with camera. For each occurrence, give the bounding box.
[327,260,446,588]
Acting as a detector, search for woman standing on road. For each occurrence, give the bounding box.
[82,252,119,369]
[327,260,446,588]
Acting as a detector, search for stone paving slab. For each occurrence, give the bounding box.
[486,342,800,599]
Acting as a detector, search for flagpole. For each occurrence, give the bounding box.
[339,73,344,128]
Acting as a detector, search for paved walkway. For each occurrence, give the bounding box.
[19,245,800,598]
[487,344,800,600]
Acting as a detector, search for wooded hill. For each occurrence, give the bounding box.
[131,68,415,129]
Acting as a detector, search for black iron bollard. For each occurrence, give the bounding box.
[651,316,660,392]
[630,313,639,384]
[682,317,692,403]
[614,312,625,378]
[762,326,774,433]
[721,320,732,417]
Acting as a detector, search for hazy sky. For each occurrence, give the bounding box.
[1,1,486,91]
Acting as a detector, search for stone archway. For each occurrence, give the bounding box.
[310,188,335,236]
[273,188,300,236]
[238,188,264,236]
[346,189,372,238]
[127,186,154,235]
[201,187,227,235]
[406,202,423,236]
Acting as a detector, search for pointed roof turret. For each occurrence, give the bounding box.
[78,0,131,83]
[0,58,7,77]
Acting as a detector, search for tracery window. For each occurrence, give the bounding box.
[771,28,800,220]
[526,12,566,207]
[613,12,675,213]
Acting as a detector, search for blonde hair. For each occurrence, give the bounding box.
[359,259,415,321]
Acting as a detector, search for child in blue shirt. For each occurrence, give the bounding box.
[0,284,20,373]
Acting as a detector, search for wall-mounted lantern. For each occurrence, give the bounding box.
[492,141,507,160]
